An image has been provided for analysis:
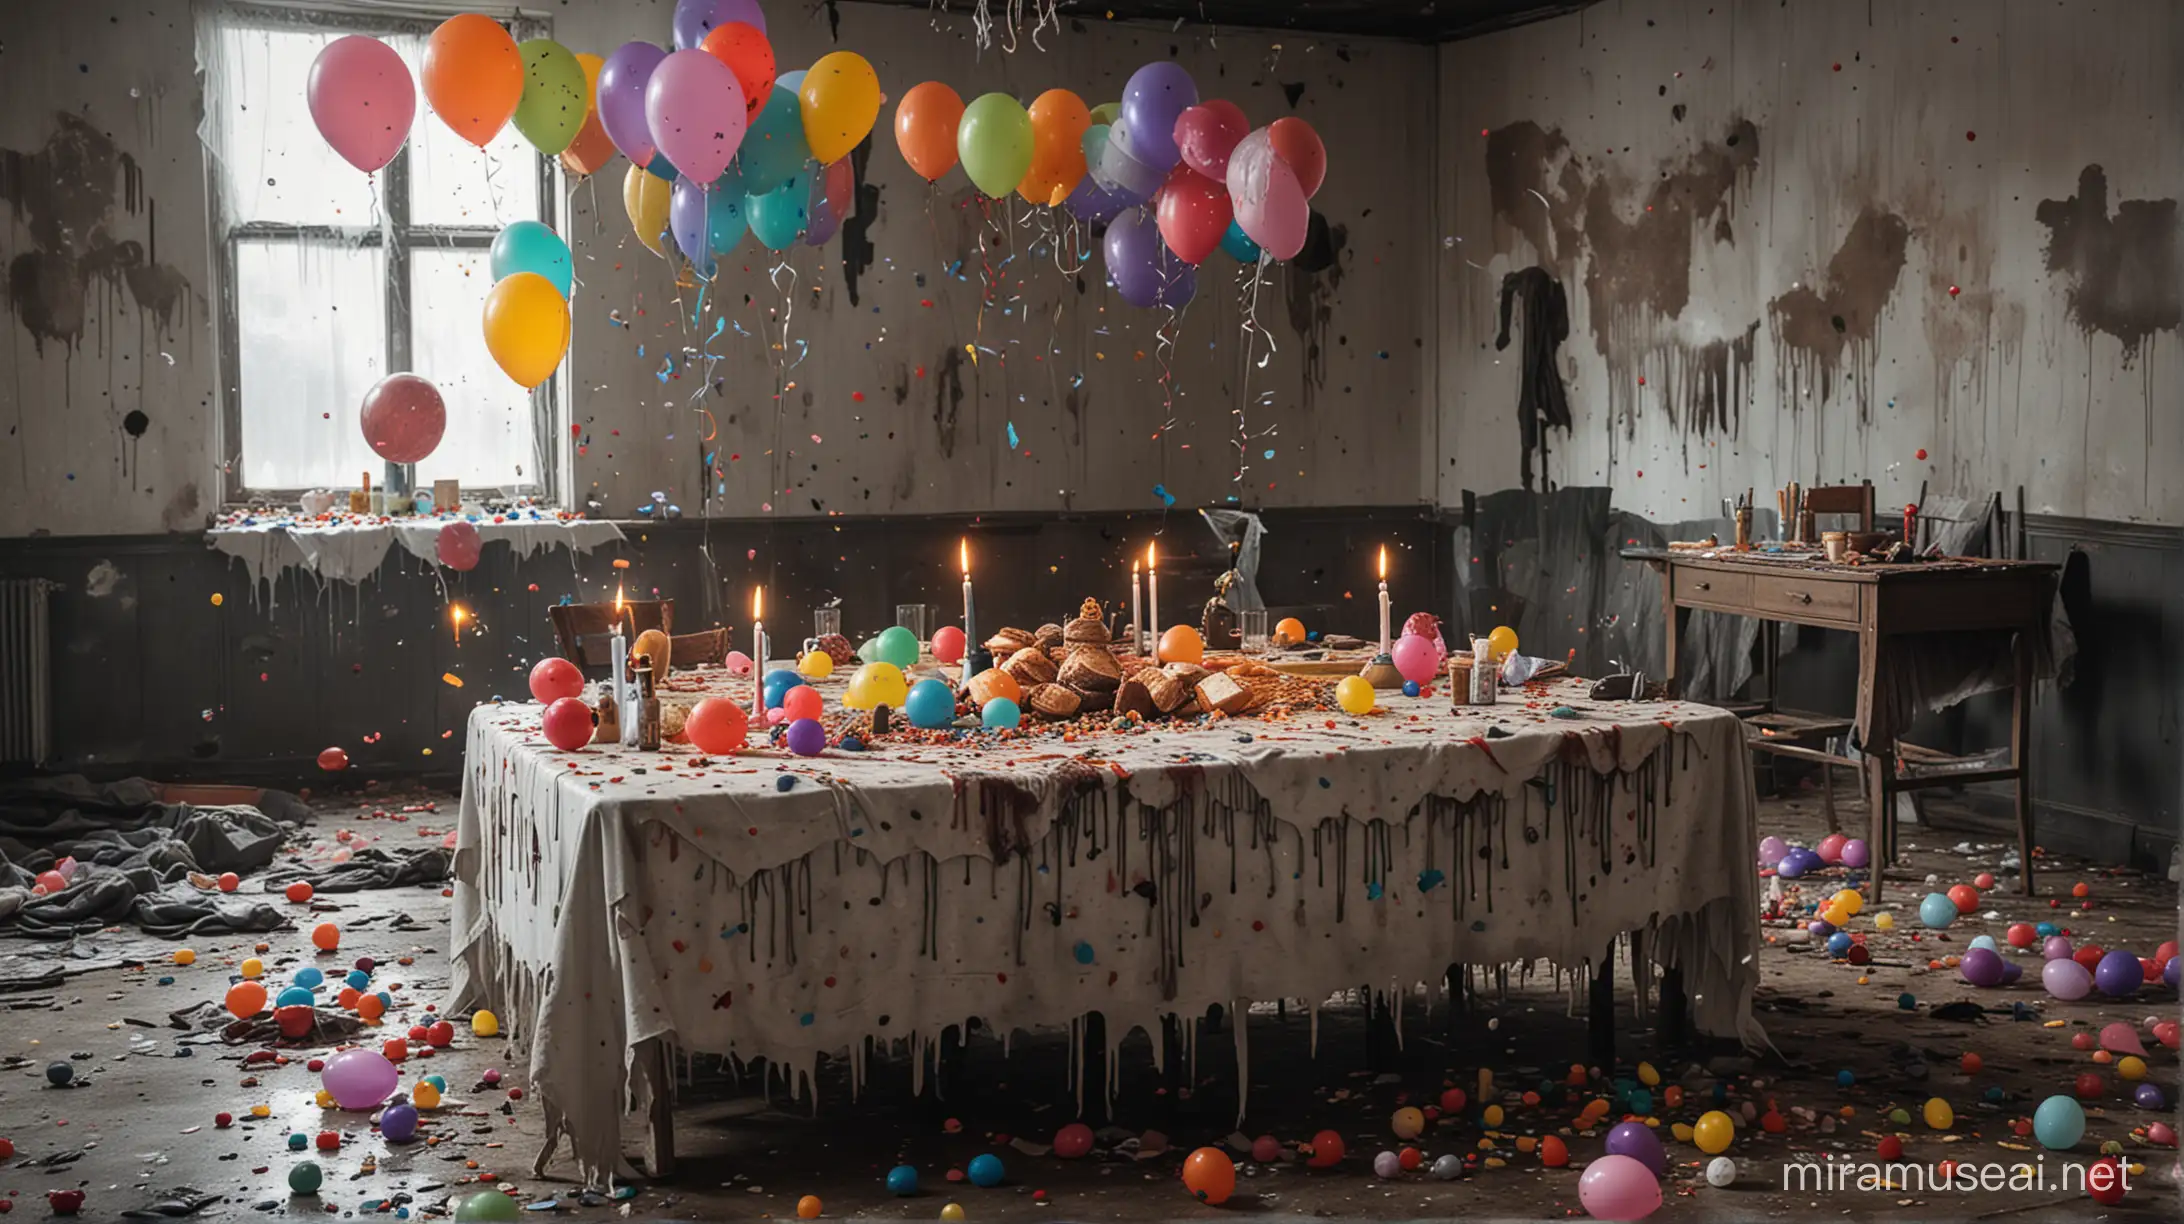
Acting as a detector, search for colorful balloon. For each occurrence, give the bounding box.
[1118,61,1197,171]
[358,374,445,464]
[1227,128,1309,260]
[1095,119,1166,200]
[481,273,570,388]
[1391,633,1440,685]
[1174,99,1249,181]
[958,93,1034,198]
[645,49,747,185]
[1181,1148,1235,1205]
[801,51,881,165]
[622,163,673,255]
[738,85,810,195]
[1020,89,1090,205]
[321,1049,399,1111]
[699,22,774,122]
[931,625,966,664]
[1268,116,1328,198]
[1335,675,1375,714]
[746,172,808,250]
[1064,174,1134,227]
[2032,1095,2084,1149]
[670,170,748,268]
[541,697,593,750]
[511,39,586,155]
[894,81,965,182]
[435,520,482,571]
[529,657,584,704]
[1604,1120,1666,1177]
[558,53,619,177]
[489,221,573,297]
[905,678,956,729]
[1577,1153,1662,1220]
[674,0,767,50]
[685,698,748,754]
[1220,218,1263,262]
[307,36,415,173]
[597,42,668,167]
[1153,164,1231,265]
[1103,207,1195,308]
[226,980,269,1019]
[422,14,523,149]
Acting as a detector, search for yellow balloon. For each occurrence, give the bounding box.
[482,273,570,388]
[1822,906,1850,927]
[622,163,672,256]
[1693,1110,1735,1155]
[1486,625,1519,662]
[1874,912,1895,931]
[1335,675,1375,715]
[799,650,834,679]
[800,51,881,165]
[471,1008,500,1037]
[844,662,908,711]
[240,957,264,979]
[1636,1061,1660,1087]
[1923,1097,1954,1129]
[2118,1055,2146,1081]
[1834,888,1865,916]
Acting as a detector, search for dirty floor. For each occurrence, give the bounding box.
[1,787,2177,1221]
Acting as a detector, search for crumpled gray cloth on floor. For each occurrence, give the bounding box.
[259,845,453,894]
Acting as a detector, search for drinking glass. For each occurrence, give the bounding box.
[1239,609,1270,655]
[895,604,929,657]
[813,607,842,639]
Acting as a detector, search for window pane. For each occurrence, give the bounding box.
[409,100,542,227]
[235,239,387,490]
[410,247,540,489]
[216,26,391,226]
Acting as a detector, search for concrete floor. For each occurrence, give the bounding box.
[1,786,2177,1221]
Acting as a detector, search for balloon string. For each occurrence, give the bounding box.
[1230,252,1280,496]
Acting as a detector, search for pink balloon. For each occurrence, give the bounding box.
[359,373,445,464]
[1155,164,1231,265]
[436,521,482,571]
[1173,100,1249,181]
[1054,1122,1095,1159]
[1227,128,1309,260]
[1577,1153,1663,1220]
[529,657,584,704]
[542,696,594,751]
[724,649,754,675]
[321,1049,399,1110]
[308,36,416,173]
[644,49,748,184]
[1391,634,1440,685]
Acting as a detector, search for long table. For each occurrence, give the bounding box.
[450,672,1762,1183]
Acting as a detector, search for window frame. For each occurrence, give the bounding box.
[210,2,565,508]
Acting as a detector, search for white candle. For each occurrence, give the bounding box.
[1146,541,1160,660]
[750,584,766,719]
[1130,559,1142,657]
[959,538,975,662]
[610,584,629,714]
[1377,546,1391,656]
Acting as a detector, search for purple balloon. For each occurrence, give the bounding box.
[1840,837,1870,868]
[1777,853,1808,879]
[1807,919,1834,938]
[673,0,767,50]
[322,1049,398,1110]
[2043,936,2074,961]
[2135,1083,2167,1110]
[1603,1120,1666,1177]
[1119,61,1197,171]
[785,717,827,757]
[598,42,668,168]
[1758,835,1788,865]
[1064,174,1135,227]
[803,174,841,246]
[1960,947,2007,987]
[669,174,746,268]
[2094,949,2142,998]
[646,50,749,185]
[1096,121,1168,201]
[1103,208,1195,309]
[2042,956,2092,1001]
[2167,956,2180,989]
[380,1102,419,1142]
[1999,960,2024,984]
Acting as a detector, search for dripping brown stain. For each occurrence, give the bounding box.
[1768,208,1912,422]
[1281,215,1347,414]
[2035,165,2182,362]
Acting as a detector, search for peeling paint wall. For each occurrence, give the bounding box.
[1434,0,2184,525]
[0,1,1433,539]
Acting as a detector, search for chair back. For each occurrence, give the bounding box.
[550,600,674,673]
[668,628,729,670]
[1803,484,1875,533]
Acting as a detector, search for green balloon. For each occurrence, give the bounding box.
[856,635,885,664]
[957,93,1034,199]
[454,1190,523,1222]
[1089,101,1122,126]
[288,1161,323,1195]
[512,39,586,156]
[875,625,920,668]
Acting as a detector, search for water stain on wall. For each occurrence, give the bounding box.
[840,139,882,307]
[932,345,966,459]
[2034,165,2182,361]
[1282,215,1347,414]
[0,112,196,357]
[1768,207,1911,422]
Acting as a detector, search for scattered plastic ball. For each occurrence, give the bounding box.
[785,717,828,757]
[2032,1095,2085,1149]
[981,698,1021,730]
[1183,1147,1237,1203]
[381,1103,419,1142]
[412,1081,442,1110]
[45,1061,74,1086]
[938,1205,965,1223]
[1947,883,1980,913]
[1693,1110,1735,1155]
[966,1153,1004,1188]
[797,1196,823,1219]
[471,1010,500,1038]
[887,1165,920,1196]
[1918,892,1958,929]
[1307,1129,1346,1168]
[311,922,341,952]
[288,1161,323,1194]
[226,981,269,1019]
[315,1130,340,1152]
[1577,1152,1662,1220]
[1924,1098,1954,1129]
[1335,675,1376,715]
[1705,1156,1735,1187]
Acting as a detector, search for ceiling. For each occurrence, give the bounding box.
[863,0,1598,43]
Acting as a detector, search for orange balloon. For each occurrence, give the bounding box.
[700,23,774,122]
[1181,1147,1235,1205]
[1019,88,1089,205]
[358,993,386,1022]
[1158,625,1205,666]
[1268,116,1326,199]
[422,14,524,149]
[1273,616,1307,645]
[336,986,362,1009]
[312,922,341,951]
[894,81,965,183]
[559,53,618,177]
[226,980,269,1020]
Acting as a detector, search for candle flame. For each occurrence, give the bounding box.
[614,582,625,613]
[959,537,969,577]
[1132,558,1139,574]
[1146,541,1157,568]
[450,604,466,644]
[1378,546,1387,581]
[751,584,764,621]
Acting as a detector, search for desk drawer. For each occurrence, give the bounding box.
[1673,570,1750,612]
[1751,574,1861,622]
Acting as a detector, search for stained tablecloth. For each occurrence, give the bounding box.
[209,517,624,591]
[450,674,1763,1181]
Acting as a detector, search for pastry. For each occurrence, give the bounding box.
[1161,661,1209,690]
[1074,686,1114,714]
[984,627,1036,655]
[1028,683,1082,718]
[1195,672,1253,715]
[1063,597,1113,645]
[1115,676,1158,720]
[1002,646,1059,686]
[1035,622,1065,650]
[1059,646,1123,691]
[1137,667,1185,713]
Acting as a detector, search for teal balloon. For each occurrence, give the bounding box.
[288,1161,323,1194]
[707,169,748,257]
[1918,892,1958,929]
[1220,219,1262,262]
[1082,123,1111,167]
[981,697,1021,730]
[738,85,810,196]
[776,69,807,92]
[904,678,956,729]
[855,635,884,664]
[489,222,573,297]
[2032,1095,2084,1149]
[747,173,808,250]
[646,152,680,182]
[874,625,920,668]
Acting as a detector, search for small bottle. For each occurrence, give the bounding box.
[1469,638,1498,705]
[635,662,662,751]
[594,682,621,744]
[348,471,371,516]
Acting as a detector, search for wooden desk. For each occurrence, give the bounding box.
[1627,551,2058,900]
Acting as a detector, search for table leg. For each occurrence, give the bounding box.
[1588,940,1615,1072]
[1080,1011,1109,1123]
[1865,746,1894,902]
[1656,564,1682,698]
[2012,632,2037,896]
[643,1037,676,1179]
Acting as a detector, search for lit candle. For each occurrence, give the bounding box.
[750,584,767,719]
[1146,541,1160,660]
[1130,558,1143,657]
[1377,546,1391,656]
[608,584,629,726]
[450,605,466,646]
[959,538,976,660]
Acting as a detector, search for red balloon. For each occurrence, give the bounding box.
[2087,1156,2127,1205]
[541,697,595,750]
[2073,944,2106,971]
[698,22,773,122]
[2075,1071,2106,1099]
[1267,116,1326,199]
[780,684,824,722]
[1155,164,1232,265]
[931,625,966,664]
[318,746,350,771]
[685,697,748,754]
[1173,100,1249,180]
[436,521,483,571]
[823,158,854,221]
[276,1004,316,1039]
[359,374,446,464]
[1947,883,1980,913]
[529,657,585,703]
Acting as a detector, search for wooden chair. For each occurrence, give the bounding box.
[667,628,729,669]
[1802,482,1875,533]
[549,600,674,675]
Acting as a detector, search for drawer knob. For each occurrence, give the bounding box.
[1793,591,1812,604]
[1694,581,1711,591]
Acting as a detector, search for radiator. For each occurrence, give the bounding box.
[0,579,52,766]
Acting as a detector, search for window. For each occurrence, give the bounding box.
[209,5,559,502]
